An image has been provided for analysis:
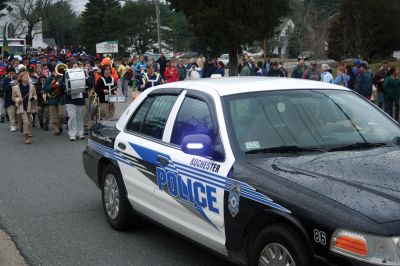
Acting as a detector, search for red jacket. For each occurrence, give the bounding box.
[164,66,180,83]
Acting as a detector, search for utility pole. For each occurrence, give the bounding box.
[155,0,162,53]
[263,38,268,62]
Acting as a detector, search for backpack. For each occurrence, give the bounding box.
[305,69,320,81]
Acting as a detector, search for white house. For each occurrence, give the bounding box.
[0,4,48,49]
[272,19,295,57]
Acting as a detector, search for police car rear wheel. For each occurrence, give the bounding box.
[101,164,136,231]
[250,223,313,266]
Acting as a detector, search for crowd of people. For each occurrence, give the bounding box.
[241,56,400,121]
[0,48,399,144]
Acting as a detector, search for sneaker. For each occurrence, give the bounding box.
[78,136,85,140]
[0,117,4,123]
[10,126,16,132]
[24,138,31,144]
[70,137,76,141]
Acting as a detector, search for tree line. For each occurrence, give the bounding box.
[80,0,195,56]
[1,0,399,67]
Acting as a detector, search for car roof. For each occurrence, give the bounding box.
[154,77,350,96]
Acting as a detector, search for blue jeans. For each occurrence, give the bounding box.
[377,91,384,109]
[384,97,399,121]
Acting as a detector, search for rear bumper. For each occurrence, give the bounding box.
[82,148,100,189]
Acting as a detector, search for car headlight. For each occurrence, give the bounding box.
[330,229,400,265]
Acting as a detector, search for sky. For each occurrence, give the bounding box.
[71,0,167,14]
[71,0,88,14]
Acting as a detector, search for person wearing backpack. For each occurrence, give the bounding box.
[302,62,320,81]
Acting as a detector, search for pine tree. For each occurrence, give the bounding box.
[167,0,290,76]
[80,0,121,53]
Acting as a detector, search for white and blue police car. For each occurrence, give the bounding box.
[83,77,400,266]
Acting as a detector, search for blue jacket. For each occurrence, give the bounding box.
[333,74,350,87]
[354,71,373,97]
[3,77,16,108]
[134,62,147,74]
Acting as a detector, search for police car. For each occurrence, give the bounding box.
[83,77,400,266]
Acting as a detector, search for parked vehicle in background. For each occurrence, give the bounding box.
[218,54,229,65]
[184,51,198,58]
[298,51,314,61]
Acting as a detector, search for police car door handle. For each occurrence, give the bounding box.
[156,155,169,166]
[118,142,126,150]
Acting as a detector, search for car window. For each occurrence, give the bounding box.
[225,90,400,153]
[126,96,155,132]
[171,97,214,145]
[126,95,178,139]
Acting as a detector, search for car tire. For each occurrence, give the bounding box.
[250,223,313,266]
[101,164,137,231]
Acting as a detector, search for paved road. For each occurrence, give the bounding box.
[0,102,233,265]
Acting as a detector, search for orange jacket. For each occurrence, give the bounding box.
[94,68,119,85]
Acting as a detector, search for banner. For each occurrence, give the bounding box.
[96,41,118,54]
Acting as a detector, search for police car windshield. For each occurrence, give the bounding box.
[224,90,400,154]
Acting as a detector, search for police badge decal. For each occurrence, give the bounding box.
[228,182,240,218]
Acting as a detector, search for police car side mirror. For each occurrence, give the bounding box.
[181,134,213,157]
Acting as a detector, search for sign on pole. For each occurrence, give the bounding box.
[96,40,118,54]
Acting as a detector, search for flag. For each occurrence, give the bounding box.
[2,23,9,58]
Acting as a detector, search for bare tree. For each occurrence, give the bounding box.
[288,2,328,59]
[11,0,53,45]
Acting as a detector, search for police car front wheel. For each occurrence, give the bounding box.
[250,223,313,266]
[101,164,137,231]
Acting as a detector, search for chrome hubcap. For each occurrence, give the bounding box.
[258,243,295,266]
[104,174,120,220]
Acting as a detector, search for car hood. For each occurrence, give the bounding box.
[248,148,400,224]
